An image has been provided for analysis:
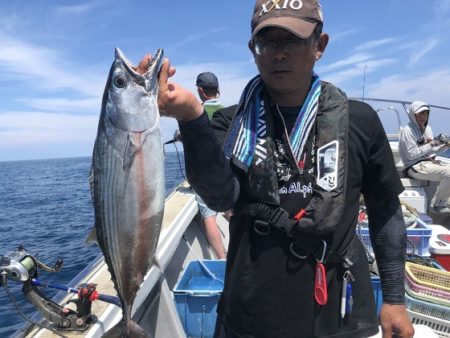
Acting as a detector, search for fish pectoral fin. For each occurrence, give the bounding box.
[128,132,144,149]
[122,133,142,169]
[85,226,99,246]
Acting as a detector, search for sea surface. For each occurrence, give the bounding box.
[0,152,185,337]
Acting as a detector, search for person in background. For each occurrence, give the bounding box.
[196,72,225,118]
[138,0,414,336]
[399,100,450,213]
[194,71,226,259]
[172,72,229,259]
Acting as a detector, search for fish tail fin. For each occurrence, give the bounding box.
[128,320,153,338]
[102,319,152,338]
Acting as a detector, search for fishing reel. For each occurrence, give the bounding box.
[417,133,450,146]
[0,246,98,332]
[435,133,450,145]
[1,246,36,283]
[0,245,63,284]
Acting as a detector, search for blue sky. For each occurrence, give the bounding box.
[1,0,450,161]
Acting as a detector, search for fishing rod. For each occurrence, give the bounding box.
[163,139,177,145]
[163,129,181,146]
[30,278,121,306]
[163,130,187,181]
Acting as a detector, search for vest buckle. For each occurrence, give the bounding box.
[289,243,309,259]
[253,219,271,236]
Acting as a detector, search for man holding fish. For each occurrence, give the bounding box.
[136,0,413,337]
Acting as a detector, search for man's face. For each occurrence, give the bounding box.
[250,27,321,100]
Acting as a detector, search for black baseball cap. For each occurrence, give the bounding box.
[196,72,219,89]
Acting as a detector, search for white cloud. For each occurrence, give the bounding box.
[22,97,101,114]
[395,41,418,52]
[0,57,254,161]
[329,28,359,43]
[167,27,227,50]
[0,111,98,145]
[366,68,450,107]
[0,110,186,160]
[54,2,100,16]
[319,53,372,73]
[0,33,105,96]
[354,38,398,52]
[408,39,439,67]
[319,57,397,89]
[0,6,253,161]
[0,110,97,160]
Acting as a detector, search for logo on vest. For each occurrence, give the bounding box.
[317,140,338,191]
[279,181,312,198]
[259,0,304,16]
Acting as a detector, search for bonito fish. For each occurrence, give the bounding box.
[89,47,164,338]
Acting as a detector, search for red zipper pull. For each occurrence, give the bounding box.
[293,209,306,221]
[315,261,327,305]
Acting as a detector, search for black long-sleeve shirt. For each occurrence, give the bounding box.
[179,100,406,307]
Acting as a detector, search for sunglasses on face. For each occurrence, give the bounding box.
[253,38,313,56]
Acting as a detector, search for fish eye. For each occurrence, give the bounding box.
[114,76,127,88]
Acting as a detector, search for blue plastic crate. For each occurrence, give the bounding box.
[357,218,431,256]
[173,260,226,338]
[371,276,382,315]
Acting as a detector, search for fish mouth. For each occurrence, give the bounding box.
[114,47,164,81]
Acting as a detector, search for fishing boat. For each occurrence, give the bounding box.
[13,181,230,338]
[10,99,450,338]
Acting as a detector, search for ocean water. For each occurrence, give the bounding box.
[0,152,185,337]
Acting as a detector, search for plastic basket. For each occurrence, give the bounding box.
[173,260,225,338]
[405,293,450,322]
[357,218,431,255]
[407,308,450,338]
[406,262,450,292]
[371,276,383,315]
[405,273,450,307]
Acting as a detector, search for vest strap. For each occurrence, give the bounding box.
[242,202,343,263]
